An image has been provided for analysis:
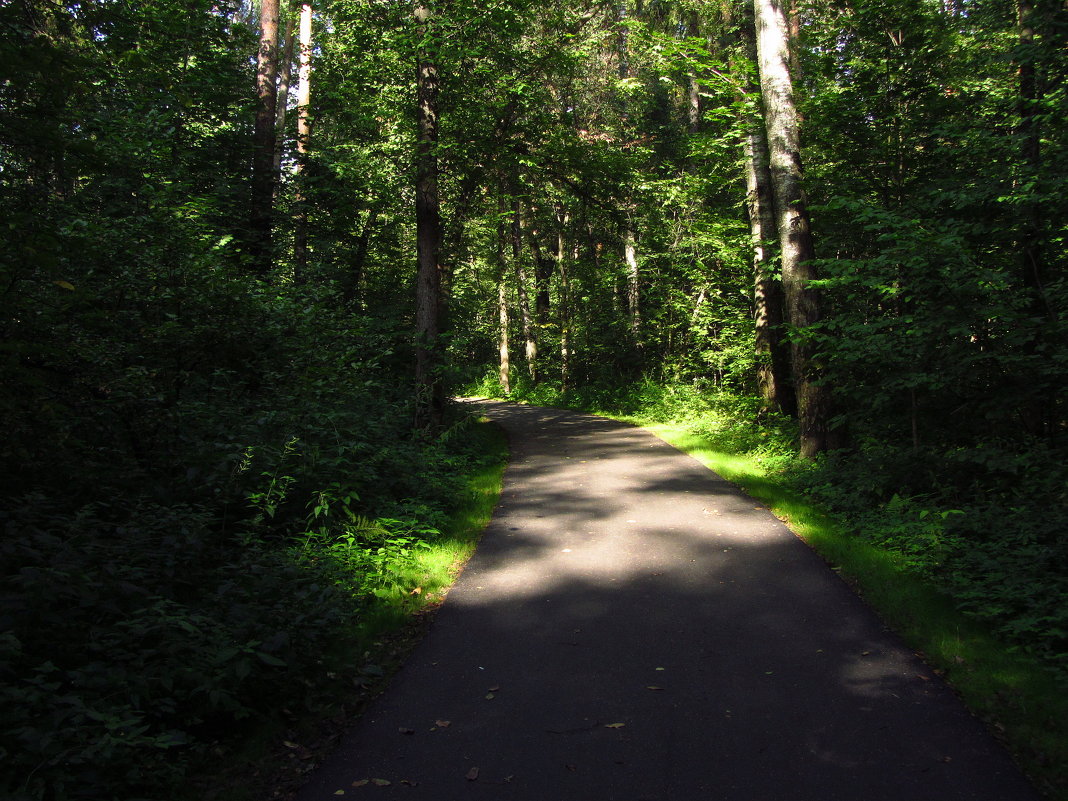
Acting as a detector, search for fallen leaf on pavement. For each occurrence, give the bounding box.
[435,719,451,728]
[351,780,369,787]
[371,778,391,787]
[466,767,479,781]
[646,685,663,691]
[398,727,415,735]
[604,722,625,728]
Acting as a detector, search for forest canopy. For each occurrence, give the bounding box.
[1,0,1066,799]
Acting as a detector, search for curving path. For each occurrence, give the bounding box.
[295,401,1040,801]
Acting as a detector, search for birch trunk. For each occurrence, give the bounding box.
[741,5,794,417]
[496,218,511,395]
[754,0,828,456]
[744,122,794,417]
[624,226,641,341]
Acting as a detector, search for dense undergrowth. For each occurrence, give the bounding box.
[0,282,505,801]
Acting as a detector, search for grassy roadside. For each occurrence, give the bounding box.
[210,417,510,801]
[642,421,1068,801]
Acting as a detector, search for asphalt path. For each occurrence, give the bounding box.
[295,401,1040,801]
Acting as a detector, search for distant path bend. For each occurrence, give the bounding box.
[297,401,1040,801]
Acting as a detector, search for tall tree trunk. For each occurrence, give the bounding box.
[745,121,795,417]
[496,215,512,395]
[250,0,280,274]
[293,1,313,280]
[512,200,537,382]
[528,229,553,335]
[343,205,378,306]
[624,224,641,341]
[740,8,794,416]
[414,1,443,430]
[754,0,828,457]
[527,218,554,358]
[272,11,296,186]
[498,276,511,395]
[1016,0,1047,315]
[1015,0,1056,436]
[556,216,572,391]
[686,12,702,135]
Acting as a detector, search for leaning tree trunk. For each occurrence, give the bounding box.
[414,1,443,430]
[753,0,828,457]
[250,0,280,275]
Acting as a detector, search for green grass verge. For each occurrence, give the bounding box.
[207,418,510,801]
[643,422,1068,801]
[357,417,510,633]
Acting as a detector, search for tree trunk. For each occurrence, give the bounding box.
[624,225,641,341]
[512,200,538,382]
[753,0,828,456]
[293,1,313,279]
[498,270,511,396]
[343,205,378,307]
[740,9,794,416]
[496,215,512,395]
[686,12,702,135]
[745,121,795,417]
[1016,0,1047,312]
[250,0,280,274]
[272,11,296,186]
[414,1,443,430]
[527,224,554,339]
[556,216,572,392]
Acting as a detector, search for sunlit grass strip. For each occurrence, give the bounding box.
[356,418,510,636]
[644,422,1067,801]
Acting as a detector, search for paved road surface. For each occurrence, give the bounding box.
[295,401,1040,801]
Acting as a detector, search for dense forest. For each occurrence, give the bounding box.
[1,0,1066,799]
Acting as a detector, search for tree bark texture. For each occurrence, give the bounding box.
[250,0,280,274]
[414,1,443,429]
[740,8,795,417]
[744,120,795,417]
[754,0,828,456]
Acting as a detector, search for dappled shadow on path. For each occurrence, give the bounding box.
[295,401,1040,801]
